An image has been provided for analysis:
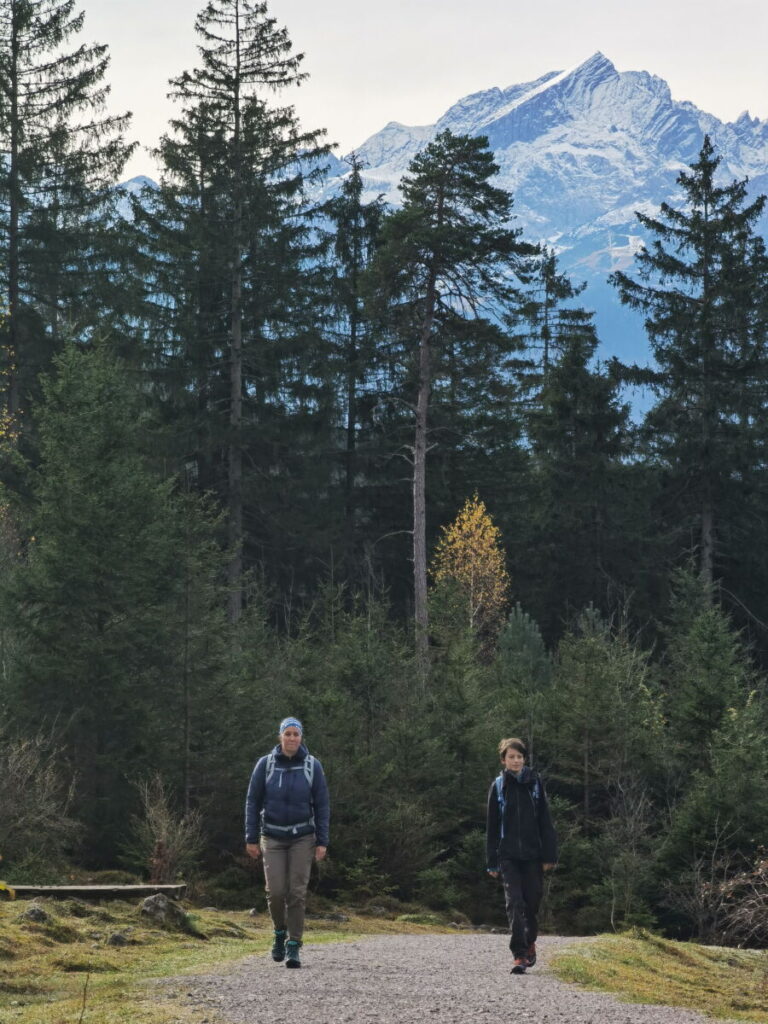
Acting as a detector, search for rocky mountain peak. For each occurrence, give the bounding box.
[327,54,768,364]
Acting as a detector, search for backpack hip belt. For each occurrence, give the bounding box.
[264,817,315,835]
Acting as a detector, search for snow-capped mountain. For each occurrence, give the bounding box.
[325,52,768,364]
[121,54,768,369]
[115,174,157,219]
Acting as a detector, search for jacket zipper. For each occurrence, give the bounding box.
[516,785,522,857]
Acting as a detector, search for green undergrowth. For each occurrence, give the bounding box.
[0,896,454,1024]
[551,929,768,1023]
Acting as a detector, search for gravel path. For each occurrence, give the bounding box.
[160,934,734,1024]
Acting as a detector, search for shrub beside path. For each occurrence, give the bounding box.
[162,934,734,1024]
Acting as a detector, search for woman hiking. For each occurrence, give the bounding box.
[486,737,557,974]
[245,717,330,969]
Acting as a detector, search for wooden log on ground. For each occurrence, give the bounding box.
[11,883,187,900]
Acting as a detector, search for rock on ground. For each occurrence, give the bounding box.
[19,905,50,924]
[159,934,738,1024]
[140,893,190,931]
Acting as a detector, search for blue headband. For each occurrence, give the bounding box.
[279,717,303,735]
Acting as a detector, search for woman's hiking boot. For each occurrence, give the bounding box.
[511,955,527,974]
[524,942,537,968]
[271,929,287,962]
[285,939,302,968]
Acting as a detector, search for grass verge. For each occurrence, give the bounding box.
[0,896,453,1024]
[550,929,768,1023]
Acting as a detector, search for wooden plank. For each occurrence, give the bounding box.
[11,884,187,900]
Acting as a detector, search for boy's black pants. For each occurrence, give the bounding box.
[500,859,543,956]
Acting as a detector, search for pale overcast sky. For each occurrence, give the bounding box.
[84,0,768,179]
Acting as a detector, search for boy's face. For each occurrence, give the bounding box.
[502,747,525,773]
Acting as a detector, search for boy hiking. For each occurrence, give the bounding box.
[486,737,558,974]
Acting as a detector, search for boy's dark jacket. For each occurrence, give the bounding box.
[245,743,330,847]
[486,766,558,870]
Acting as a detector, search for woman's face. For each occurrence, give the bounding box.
[502,747,525,773]
[280,726,302,756]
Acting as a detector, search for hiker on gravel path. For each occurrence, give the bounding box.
[245,717,330,969]
[486,736,558,975]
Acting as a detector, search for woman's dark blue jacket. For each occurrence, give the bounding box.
[245,743,330,847]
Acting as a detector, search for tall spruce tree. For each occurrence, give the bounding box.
[0,0,134,417]
[489,604,552,765]
[521,310,634,640]
[663,568,755,767]
[611,136,768,593]
[548,610,659,822]
[660,693,768,940]
[320,154,386,558]
[514,246,592,375]
[367,130,535,671]
[132,0,329,622]
[523,611,664,932]
[5,343,222,860]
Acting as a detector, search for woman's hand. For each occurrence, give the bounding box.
[315,845,327,862]
[246,843,261,859]
[543,863,555,872]
[487,870,499,879]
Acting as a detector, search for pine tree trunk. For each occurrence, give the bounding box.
[699,198,715,596]
[700,500,714,590]
[413,270,437,677]
[7,15,20,415]
[227,10,244,624]
[345,302,358,534]
[228,250,243,623]
[583,728,590,821]
[182,506,192,814]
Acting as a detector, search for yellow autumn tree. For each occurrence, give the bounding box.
[431,493,510,640]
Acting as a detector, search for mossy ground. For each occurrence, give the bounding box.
[551,930,768,1023]
[10,899,765,1024]
[0,896,453,1024]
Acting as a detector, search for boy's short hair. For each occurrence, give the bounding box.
[498,736,527,760]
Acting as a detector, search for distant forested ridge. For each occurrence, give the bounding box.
[1,0,768,942]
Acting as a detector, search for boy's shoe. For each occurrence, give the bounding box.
[285,939,302,968]
[524,942,537,968]
[271,929,287,962]
[510,956,527,974]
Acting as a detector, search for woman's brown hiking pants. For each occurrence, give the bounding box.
[261,832,316,940]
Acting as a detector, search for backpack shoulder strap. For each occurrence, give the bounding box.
[494,774,506,839]
[304,754,315,787]
[265,752,276,783]
[529,771,542,813]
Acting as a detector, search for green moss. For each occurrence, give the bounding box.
[52,957,120,972]
[396,912,443,925]
[62,899,96,918]
[551,932,768,1023]
[0,900,452,1024]
[0,978,48,995]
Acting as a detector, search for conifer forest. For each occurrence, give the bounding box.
[2,0,768,942]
